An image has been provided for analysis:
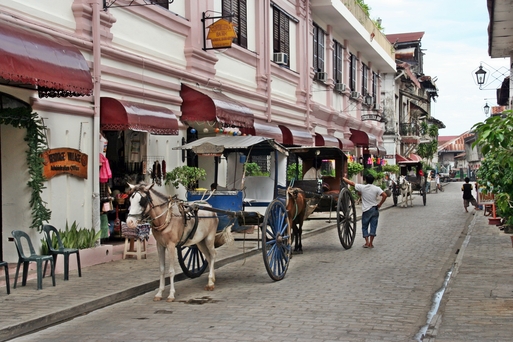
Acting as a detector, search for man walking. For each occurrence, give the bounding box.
[462,177,480,212]
[342,174,387,248]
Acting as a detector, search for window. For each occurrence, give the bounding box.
[361,63,368,95]
[313,23,325,73]
[333,40,344,84]
[272,5,290,64]
[349,53,357,91]
[222,0,248,48]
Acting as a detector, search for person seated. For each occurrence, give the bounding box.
[304,166,321,180]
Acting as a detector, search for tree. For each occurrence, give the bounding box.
[472,110,513,225]
[416,122,439,163]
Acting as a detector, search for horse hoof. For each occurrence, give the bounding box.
[204,285,215,291]
[166,297,175,302]
[153,297,162,302]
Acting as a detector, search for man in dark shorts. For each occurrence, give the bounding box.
[462,177,480,212]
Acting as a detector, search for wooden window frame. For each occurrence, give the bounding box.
[272,6,290,66]
[222,0,248,49]
[313,23,325,73]
[333,40,344,84]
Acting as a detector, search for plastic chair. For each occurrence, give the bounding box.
[11,230,55,290]
[0,261,9,294]
[42,225,81,281]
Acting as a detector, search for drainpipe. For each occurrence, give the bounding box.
[265,0,272,122]
[92,1,101,235]
[305,0,311,128]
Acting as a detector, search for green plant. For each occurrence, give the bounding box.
[417,124,439,163]
[382,164,399,175]
[287,163,303,181]
[347,161,364,179]
[244,162,269,177]
[472,110,513,225]
[0,107,51,232]
[165,165,206,190]
[41,221,100,254]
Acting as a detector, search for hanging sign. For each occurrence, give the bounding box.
[361,114,382,121]
[41,148,88,179]
[206,18,237,49]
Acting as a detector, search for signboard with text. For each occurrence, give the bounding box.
[206,19,237,49]
[41,148,88,179]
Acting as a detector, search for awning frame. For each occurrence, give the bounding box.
[180,84,254,128]
[100,97,179,135]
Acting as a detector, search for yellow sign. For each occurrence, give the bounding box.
[41,148,88,179]
[207,19,237,48]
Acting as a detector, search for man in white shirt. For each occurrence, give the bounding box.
[342,174,387,248]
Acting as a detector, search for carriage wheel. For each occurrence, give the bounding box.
[421,187,427,206]
[393,193,398,206]
[177,245,208,279]
[262,199,291,281]
[337,187,357,249]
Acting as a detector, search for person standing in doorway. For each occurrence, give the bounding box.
[462,177,480,212]
[342,174,387,248]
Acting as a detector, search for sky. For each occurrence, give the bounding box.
[364,0,510,136]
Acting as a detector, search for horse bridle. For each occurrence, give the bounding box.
[128,190,174,225]
[128,189,197,234]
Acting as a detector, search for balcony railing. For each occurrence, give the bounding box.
[400,123,420,137]
[342,0,395,60]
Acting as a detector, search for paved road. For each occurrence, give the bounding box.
[11,183,474,341]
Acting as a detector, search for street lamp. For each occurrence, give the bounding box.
[475,65,487,86]
[483,103,490,116]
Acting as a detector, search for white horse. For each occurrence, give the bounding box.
[126,183,219,302]
[399,175,413,207]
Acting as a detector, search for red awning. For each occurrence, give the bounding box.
[315,133,339,147]
[0,20,93,96]
[279,125,313,146]
[100,97,179,135]
[396,154,410,162]
[242,121,283,143]
[180,84,254,128]
[338,138,355,152]
[409,153,422,162]
[349,129,377,147]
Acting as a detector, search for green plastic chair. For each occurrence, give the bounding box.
[42,225,81,281]
[0,261,9,294]
[11,230,55,290]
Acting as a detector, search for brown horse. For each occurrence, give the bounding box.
[286,187,307,254]
[126,183,220,302]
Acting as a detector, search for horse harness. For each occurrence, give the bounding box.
[129,189,204,247]
[287,187,302,221]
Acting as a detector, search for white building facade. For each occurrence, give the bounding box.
[0,0,395,262]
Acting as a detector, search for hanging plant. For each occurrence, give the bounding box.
[0,107,51,231]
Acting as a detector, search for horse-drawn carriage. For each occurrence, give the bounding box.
[125,136,357,301]
[286,147,357,252]
[391,160,427,206]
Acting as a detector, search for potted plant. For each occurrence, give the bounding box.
[165,165,207,191]
[41,221,109,274]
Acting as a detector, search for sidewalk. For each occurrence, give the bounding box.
[424,210,513,341]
